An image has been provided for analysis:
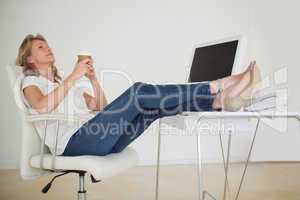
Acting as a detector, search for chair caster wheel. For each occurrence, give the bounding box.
[90,175,101,183]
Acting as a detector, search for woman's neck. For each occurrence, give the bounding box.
[36,64,55,82]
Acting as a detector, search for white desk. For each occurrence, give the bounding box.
[155,112,300,200]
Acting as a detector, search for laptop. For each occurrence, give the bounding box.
[163,36,246,128]
[188,36,245,83]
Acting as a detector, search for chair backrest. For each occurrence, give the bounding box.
[6,65,50,180]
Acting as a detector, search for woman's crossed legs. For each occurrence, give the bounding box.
[62,63,254,156]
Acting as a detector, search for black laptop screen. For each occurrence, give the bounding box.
[188,40,238,82]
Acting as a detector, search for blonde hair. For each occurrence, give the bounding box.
[16,34,62,83]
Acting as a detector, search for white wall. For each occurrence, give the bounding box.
[0,0,299,169]
[248,0,300,161]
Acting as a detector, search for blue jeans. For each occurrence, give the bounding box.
[62,82,214,156]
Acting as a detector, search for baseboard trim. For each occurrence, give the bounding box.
[1,160,300,169]
[136,158,300,166]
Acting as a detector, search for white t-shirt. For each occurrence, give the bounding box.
[21,75,97,155]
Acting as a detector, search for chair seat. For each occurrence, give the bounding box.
[30,147,139,181]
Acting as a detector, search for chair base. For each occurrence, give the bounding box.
[78,171,87,200]
[42,170,94,200]
[78,192,87,200]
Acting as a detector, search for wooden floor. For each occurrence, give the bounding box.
[1,163,300,200]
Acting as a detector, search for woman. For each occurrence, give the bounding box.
[16,34,261,156]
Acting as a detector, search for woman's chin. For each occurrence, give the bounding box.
[46,55,55,62]
[47,58,55,64]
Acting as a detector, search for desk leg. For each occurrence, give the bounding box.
[196,127,203,200]
[222,132,232,200]
[155,118,162,200]
[196,117,218,200]
[235,119,260,200]
[196,117,205,200]
[218,119,232,200]
[197,131,218,200]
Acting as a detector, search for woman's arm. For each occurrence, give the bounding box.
[83,78,108,111]
[23,75,76,113]
[23,58,91,113]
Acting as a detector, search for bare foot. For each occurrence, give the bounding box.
[225,68,252,98]
[210,61,254,94]
[212,61,255,109]
[222,61,254,90]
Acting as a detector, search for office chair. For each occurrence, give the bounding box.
[6,65,139,200]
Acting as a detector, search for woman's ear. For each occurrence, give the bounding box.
[26,56,34,64]
[26,56,37,70]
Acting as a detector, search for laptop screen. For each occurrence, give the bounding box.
[188,40,238,82]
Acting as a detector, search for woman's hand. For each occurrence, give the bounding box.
[70,58,91,81]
